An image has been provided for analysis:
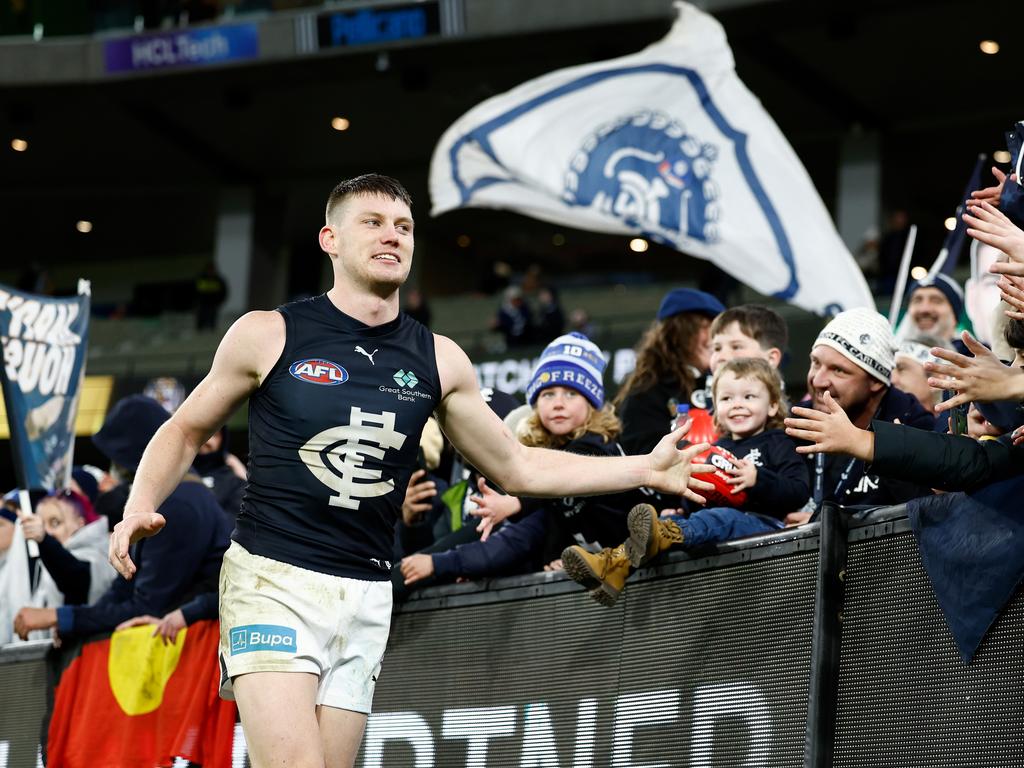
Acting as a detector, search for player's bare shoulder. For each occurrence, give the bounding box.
[215,310,286,388]
[433,333,475,400]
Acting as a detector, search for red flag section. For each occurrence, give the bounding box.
[48,619,235,768]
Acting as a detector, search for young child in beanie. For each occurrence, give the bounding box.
[399,333,653,587]
[562,357,808,606]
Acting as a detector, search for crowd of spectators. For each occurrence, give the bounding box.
[3,142,1024,643]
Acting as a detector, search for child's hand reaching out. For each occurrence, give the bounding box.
[725,458,757,493]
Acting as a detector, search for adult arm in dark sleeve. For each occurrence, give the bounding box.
[431,508,548,579]
[869,420,1024,491]
[57,496,209,637]
[744,446,811,520]
[37,535,91,605]
[179,591,219,625]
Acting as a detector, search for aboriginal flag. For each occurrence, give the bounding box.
[47,619,235,768]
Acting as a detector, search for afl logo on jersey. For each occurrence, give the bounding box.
[289,359,349,386]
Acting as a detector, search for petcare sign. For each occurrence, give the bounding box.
[0,282,90,489]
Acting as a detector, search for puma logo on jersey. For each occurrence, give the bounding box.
[355,346,378,365]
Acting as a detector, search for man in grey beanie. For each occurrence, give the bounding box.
[785,307,935,523]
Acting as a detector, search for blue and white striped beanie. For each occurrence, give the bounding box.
[526,332,607,409]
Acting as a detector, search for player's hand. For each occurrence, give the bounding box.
[927,331,1024,409]
[725,458,757,493]
[108,511,166,579]
[399,553,435,586]
[964,199,1024,263]
[18,512,44,543]
[646,422,714,504]
[14,606,57,640]
[402,470,436,526]
[469,476,521,542]
[786,391,875,460]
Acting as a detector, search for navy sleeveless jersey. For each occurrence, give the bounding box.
[234,295,441,580]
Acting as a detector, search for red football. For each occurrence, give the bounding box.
[692,445,748,508]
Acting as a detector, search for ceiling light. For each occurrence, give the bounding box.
[331,117,350,131]
[979,40,999,55]
[552,233,565,246]
[994,150,1012,164]
[910,266,928,280]
[629,238,649,253]
[76,220,92,233]
[456,234,471,248]
[10,138,27,152]
[944,216,956,231]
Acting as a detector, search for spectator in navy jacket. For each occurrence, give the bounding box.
[13,396,230,640]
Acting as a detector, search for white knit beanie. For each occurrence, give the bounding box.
[814,308,896,384]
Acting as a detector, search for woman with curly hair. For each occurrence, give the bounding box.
[399,332,649,587]
[616,288,725,455]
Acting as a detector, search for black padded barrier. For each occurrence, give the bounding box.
[363,528,820,767]
[0,642,49,768]
[832,514,1024,768]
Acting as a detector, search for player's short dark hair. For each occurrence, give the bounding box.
[325,174,413,221]
[1006,318,1024,351]
[709,304,788,351]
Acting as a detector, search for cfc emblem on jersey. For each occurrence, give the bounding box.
[289,358,349,386]
[298,406,407,509]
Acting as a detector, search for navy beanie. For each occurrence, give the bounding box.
[527,333,607,409]
[92,395,170,472]
[657,288,726,321]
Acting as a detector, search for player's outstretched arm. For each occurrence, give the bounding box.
[433,336,714,503]
[110,311,283,579]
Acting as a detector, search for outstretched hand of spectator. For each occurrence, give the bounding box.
[964,200,1024,264]
[785,391,875,461]
[402,469,437,526]
[13,606,57,640]
[998,275,1024,320]
[399,553,434,586]
[970,167,1013,207]
[646,422,715,503]
[927,331,1024,410]
[469,476,521,541]
[109,511,166,579]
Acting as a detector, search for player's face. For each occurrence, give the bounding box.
[38,498,83,544]
[714,371,776,439]
[536,386,591,437]
[806,345,880,416]
[328,194,414,291]
[709,323,771,373]
[908,287,956,340]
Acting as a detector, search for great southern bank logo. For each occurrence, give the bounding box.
[290,358,349,386]
[564,110,720,247]
[229,624,297,655]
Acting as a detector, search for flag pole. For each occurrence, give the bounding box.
[888,224,917,327]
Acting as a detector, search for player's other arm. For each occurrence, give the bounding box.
[433,335,712,503]
[111,311,283,577]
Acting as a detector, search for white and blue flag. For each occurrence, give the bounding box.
[430,2,872,315]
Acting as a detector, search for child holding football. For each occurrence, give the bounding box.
[562,357,808,605]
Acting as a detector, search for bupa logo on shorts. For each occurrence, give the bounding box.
[290,358,349,386]
[229,624,297,655]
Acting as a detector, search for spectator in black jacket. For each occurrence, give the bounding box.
[562,356,808,605]
[785,308,935,525]
[193,426,246,519]
[615,288,725,455]
[398,333,648,590]
[13,396,231,640]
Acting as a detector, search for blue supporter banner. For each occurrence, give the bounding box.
[0,282,90,490]
[104,23,259,74]
[316,3,440,49]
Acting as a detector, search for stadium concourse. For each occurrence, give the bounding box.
[1,1,1024,767]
